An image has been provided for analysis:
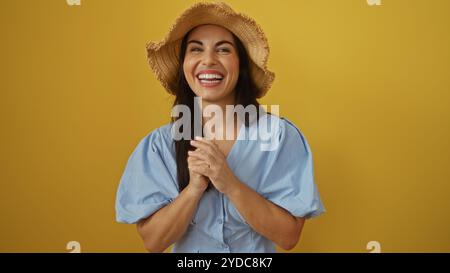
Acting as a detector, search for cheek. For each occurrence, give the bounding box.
[183,58,203,96]
[226,58,240,83]
[183,59,195,82]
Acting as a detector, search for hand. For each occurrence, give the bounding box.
[187,152,210,194]
[188,137,238,194]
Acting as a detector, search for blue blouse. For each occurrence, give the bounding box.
[115,114,325,252]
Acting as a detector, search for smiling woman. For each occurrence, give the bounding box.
[183,25,240,102]
[115,2,325,253]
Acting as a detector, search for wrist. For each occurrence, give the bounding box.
[223,176,242,198]
[185,183,206,199]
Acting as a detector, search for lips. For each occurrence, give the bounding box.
[196,69,224,88]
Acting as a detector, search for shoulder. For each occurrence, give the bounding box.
[258,113,307,140]
[279,117,310,151]
[256,114,311,154]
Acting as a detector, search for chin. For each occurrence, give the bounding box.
[195,89,225,101]
[199,94,223,103]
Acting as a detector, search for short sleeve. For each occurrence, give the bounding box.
[115,129,179,224]
[259,118,325,219]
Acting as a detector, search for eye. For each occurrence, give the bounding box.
[189,47,202,53]
[217,48,231,53]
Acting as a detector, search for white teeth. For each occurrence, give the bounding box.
[200,80,221,84]
[197,73,223,80]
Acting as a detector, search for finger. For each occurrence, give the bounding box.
[188,164,211,177]
[191,139,217,156]
[187,156,208,167]
[193,137,226,159]
[194,136,219,150]
[190,142,220,162]
[188,150,215,165]
[188,155,207,165]
[187,156,199,165]
[190,140,214,154]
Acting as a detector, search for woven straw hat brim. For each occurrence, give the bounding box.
[146,2,275,98]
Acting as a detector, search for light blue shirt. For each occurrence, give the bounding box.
[115,114,325,252]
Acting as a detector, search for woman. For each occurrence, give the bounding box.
[115,2,325,253]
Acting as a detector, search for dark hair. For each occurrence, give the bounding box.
[172,29,260,192]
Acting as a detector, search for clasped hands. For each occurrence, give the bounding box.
[187,136,238,195]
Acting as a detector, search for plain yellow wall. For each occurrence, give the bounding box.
[1,0,449,252]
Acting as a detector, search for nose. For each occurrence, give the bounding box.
[201,49,218,67]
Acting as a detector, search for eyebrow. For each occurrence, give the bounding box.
[187,40,235,47]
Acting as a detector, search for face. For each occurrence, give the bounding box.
[183,24,240,104]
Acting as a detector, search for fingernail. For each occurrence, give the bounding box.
[195,136,202,140]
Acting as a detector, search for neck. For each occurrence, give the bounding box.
[200,95,239,140]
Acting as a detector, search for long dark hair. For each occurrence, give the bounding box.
[172,29,260,192]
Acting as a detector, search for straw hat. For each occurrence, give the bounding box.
[146,1,275,98]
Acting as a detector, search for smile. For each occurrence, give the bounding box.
[196,70,224,88]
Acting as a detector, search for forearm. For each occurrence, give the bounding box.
[136,184,204,252]
[225,178,304,250]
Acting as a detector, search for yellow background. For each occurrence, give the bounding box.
[1,0,449,252]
